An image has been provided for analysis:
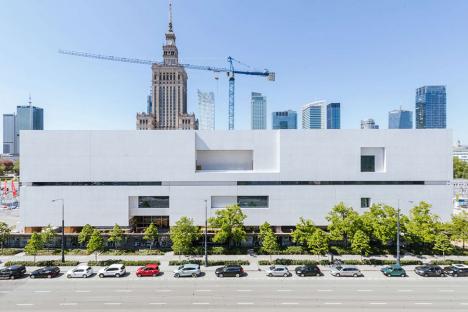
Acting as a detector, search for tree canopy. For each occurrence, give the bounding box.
[78,224,94,246]
[326,202,361,247]
[87,229,104,261]
[143,222,159,250]
[24,233,44,263]
[307,229,329,258]
[209,204,247,247]
[290,218,317,247]
[258,222,279,259]
[170,217,200,255]
[454,157,468,179]
[449,212,468,249]
[0,221,11,252]
[351,229,371,258]
[108,224,124,249]
[405,201,441,245]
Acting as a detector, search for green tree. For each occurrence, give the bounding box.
[108,224,124,249]
[24,233,44,263]
[209,204,247,247]
[0,163,5,176]
[307,229,330,260]
[13,160,19,176]
[290,218,317,247]
[78,224,94,246]
[351,230,371,259]
[361,204,404,249]
[326,202,361,248]
[406,201,441,247]
[433,233,453,259]
[258,222,279,261]
[453,157,468,179]
[41,225,56,249]
[87,229,104,261]
[0,221,11,253]
[170,217,200,255]
[449,212,468,250]
[143,222,159,250]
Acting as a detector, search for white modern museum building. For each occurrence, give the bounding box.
[19,130,452,233]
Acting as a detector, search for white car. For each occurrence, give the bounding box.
[66,266,94,278]
[265,265,291,277]
[98,264,126,278]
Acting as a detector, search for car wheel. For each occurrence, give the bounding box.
[47,275,52,279]
[283,273,289,277]
[454,273,458,277]
[153,273,158,277]
[401,273,406,277]
[30,275,35,279]
[137,273,142,277]
[424,273,428,277]
[268,273,273,277]
[115,273,121,278]
[216,273,221,278]
[301,273,305,277]
[335,273,340,277]
[174,273,180,278]
[83,274,88,278]
[236,273,240,278]
[99,273,104,278]
[353,273,358,278]
[192,273,197,278]
[316,273,321,277]
[10,276,15,280]
[67,274,72,278]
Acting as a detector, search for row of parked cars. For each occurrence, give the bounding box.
[1,263,467,280]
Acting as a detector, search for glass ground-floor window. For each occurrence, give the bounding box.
[130,216,169,232]
[237,196,269,208]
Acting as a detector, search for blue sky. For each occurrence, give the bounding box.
[1,0,467,143]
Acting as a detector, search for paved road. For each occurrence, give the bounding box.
[1,270,468,311]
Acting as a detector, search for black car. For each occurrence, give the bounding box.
[0,265,26,280]
[215,265,244,277]
[443,265,468,277]
[30,266,60,279]
[295,265,322,277]
[414,265,444,277]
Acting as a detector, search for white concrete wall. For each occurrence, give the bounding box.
[20,129,453,229]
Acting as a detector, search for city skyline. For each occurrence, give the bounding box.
[1,1,468,142]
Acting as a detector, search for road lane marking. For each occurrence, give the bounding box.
[237,302,254,305]
[0,291,10,293]
[115,289,132,293]
[75,290,91,293]
[414,303,432,305]
[237,289,252,292]
[16,304,34,306]
[155,289,172,292]
[277,289,292,292]
[324,303,342,305]
[104,303,122,305]
[369,302,387,305]
[149,303,167,305]
[317,289,333,292]
[193,302,210,305]
[357,289,373,292]
[460,303,468,305]
[397,289,413,292]
[34,290,51,293]
[59,303,78,306]
[281,302,299,305]
[196,289,212,292]
[439,289,454,292]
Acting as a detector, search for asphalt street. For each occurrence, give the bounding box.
[1,269,467,311]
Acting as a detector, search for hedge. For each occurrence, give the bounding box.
[87,259,160,266]
[258,258,424,266]
[169,260,250,266]
[4,260,80,267]
[0,248,22,256]
[429,260,468,265]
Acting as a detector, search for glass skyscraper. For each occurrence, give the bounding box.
[2,114,16,154]
[388,108,413,129]
[272,110,297,129]
[15,104,44,154]
[415,85,446,129]
[251,92,267,130]
[197,90,215,130]
[326,102,340,129]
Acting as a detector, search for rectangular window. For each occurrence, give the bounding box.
[138,196,169,208]
[361,197,371,208]
[237,196,269,208]
[360,155,375,172]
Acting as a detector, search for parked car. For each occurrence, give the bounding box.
[330,265,363,277]
[98,264,126,278]
[136,264,160,277]
[442,264,468,277]
[30,266,60,279]
[380,264,406,277]
[66,265,94,278]
[173,264,201,278]
[265,265,291,277]
[295,265,322,277]
[414,265,444,277]
[215,265,244,278]
[0,265,26,280]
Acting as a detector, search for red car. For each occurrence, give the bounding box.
[136,264,160,277]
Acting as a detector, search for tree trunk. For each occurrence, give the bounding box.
[95,252,98,262]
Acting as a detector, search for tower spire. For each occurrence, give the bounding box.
[168,0,173,32]
[28,93,32,106]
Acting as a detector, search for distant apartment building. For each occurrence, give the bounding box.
[454,142,468,162]
[197,90,215,130]
[415,85,446,129]
[361,118,379,129]
[302,101,340,129]
[388,108,413,129]
[327,102,341,129]
[272,110,297,129]
[251,92,267,130]
[2,114,16,154]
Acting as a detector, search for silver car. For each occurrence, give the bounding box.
[173,264,201,278]
[330,265,362,277]
[265,265,291,277]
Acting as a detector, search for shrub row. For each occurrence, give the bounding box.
[0,248,22,256]
[4,260,80,267]
[429,260,468,265]
[87,259,160,266]
[258,258,425,266]
[168,260,250,266]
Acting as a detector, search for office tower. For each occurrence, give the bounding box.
[361,118,379,129]
[146,94,152,114]
[14,98,44,154]
[272,110,297,129]
[415,85,446,129]
[2,114,16,154]
[251,92,267,129]
[302,101,326,129]
[198,90,215,130]
[327,102,341,129]
[136,2,196,130]
[388,108,413,129]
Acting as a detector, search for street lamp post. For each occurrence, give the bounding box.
[204,199,208,267]
[52,199,65,263]
[396,200,401,266]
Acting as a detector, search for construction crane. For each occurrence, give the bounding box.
[59,49,275,130]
